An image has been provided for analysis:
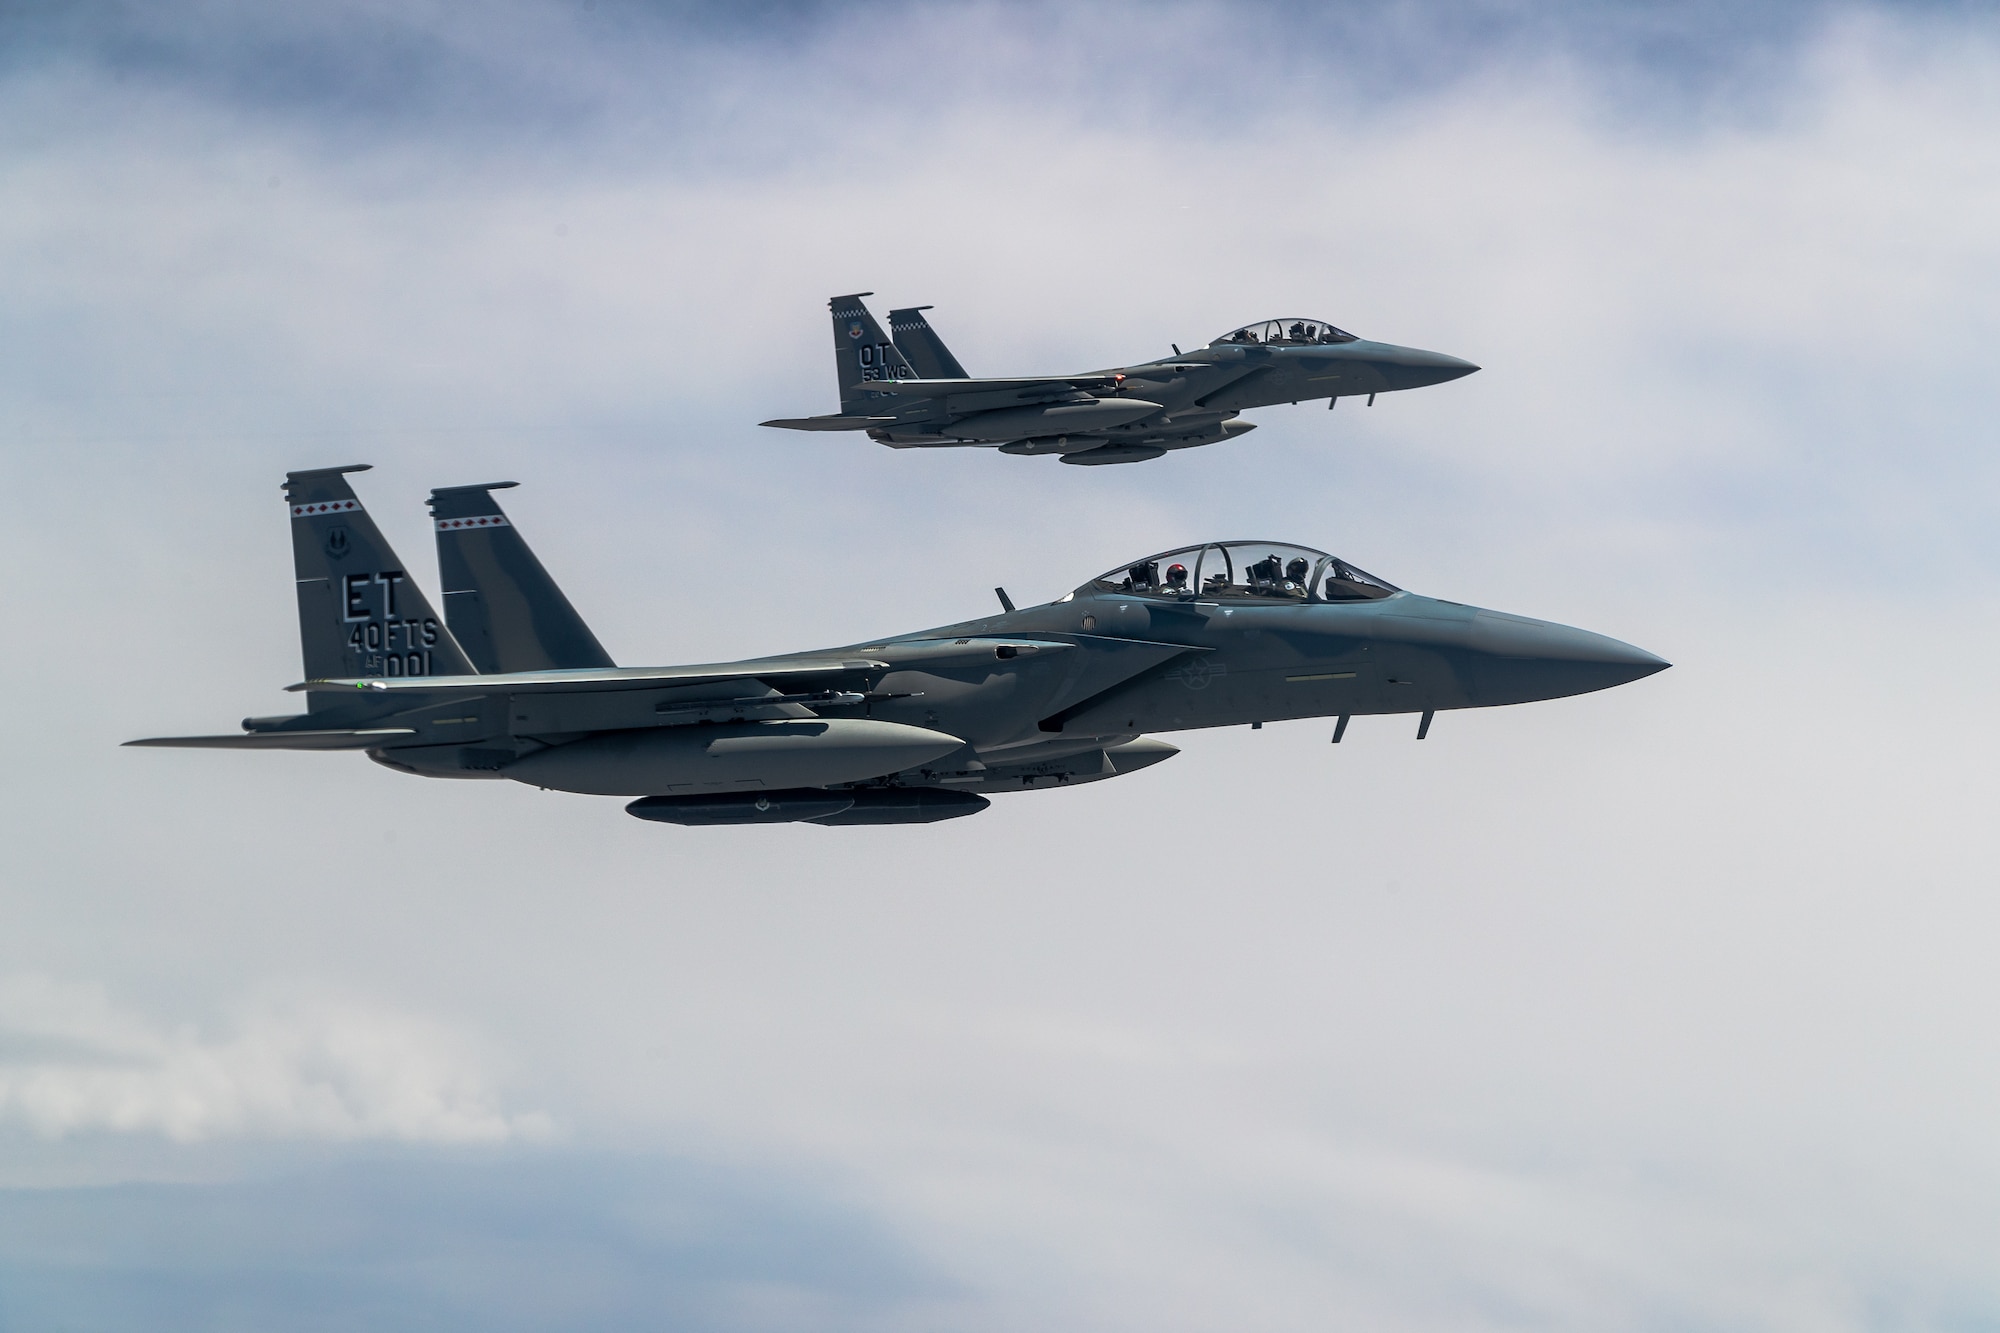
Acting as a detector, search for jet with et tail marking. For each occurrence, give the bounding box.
[127,466,1665,826]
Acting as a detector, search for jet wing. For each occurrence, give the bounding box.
[124,729,418,750]
[837,375,1121,401]
[287,657,892,695]
[759,414,898,431]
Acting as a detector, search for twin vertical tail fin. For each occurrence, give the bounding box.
[285,466,609,698]
[428,483,614,673]
[888,306,969,380]
[285,466,474,703]
[830,292,914,414]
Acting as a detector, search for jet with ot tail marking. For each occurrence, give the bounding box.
[761,295,1479,465]
[127,466,1666,826]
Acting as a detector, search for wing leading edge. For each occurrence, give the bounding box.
[125,729,417,750]
[286,657,894,695]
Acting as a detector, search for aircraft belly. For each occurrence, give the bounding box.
[506,685,810,734]
[941,388,1078,415]
[500,719,963,796]
[891,637,1174,747]
[942,398,1164,441]
[365,741,525,779]
[869,668,1042,746]
[1050,641,1475,733]
[1194,368,1300,413]
[1050,660,1243,733]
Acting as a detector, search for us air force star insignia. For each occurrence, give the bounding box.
[1168,659,1225,690]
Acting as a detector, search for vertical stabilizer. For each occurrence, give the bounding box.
[285,466,474,700]
[888,306,970,380]
[830,293,913,413]
[429,483,615,674]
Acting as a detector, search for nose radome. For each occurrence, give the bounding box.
[1467,611,1669,704]
[1426,352,1480,382]
[1372,345,1481,389]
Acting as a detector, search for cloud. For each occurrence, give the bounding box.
[0,1153,958,1333]
[2,3,1999,1330]
[0,978,547,1143]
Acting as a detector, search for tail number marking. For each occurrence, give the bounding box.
[342,571,440,676]
[855,341,899,382]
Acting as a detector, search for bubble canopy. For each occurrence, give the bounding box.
[1212,318,1359,347]
[1093,542,1399,603]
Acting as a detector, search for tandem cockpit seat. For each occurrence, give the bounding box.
[1320,558,1397,602]
[1212,318,1361,347]
[1091,542,1398,604]
[1121,560,1161,592]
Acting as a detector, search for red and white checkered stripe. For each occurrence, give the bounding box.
[434,514,510,531]
[290,499,361,518]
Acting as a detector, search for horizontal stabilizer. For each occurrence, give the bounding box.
[124,729,416,750]
[289,657,892,696]
[759,415,897,431]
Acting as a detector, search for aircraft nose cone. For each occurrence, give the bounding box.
[1424,352,1481,383]
[1369,345,1481,389]
[1466,611,1669,705]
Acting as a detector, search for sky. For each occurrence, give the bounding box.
[2,1,1998,1329]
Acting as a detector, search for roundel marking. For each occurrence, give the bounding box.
[1167,658,1226,691]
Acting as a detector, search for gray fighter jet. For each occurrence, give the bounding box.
[760,296,1479,465]
[127,466,1666,825]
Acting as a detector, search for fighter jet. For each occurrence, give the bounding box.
[760,296,1480,465]
[126,466,1666,826]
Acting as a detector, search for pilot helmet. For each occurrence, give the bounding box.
[1165,562,1188,586]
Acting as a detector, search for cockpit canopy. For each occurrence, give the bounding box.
[1092,542,1399,603]
[1212,318,1359,347]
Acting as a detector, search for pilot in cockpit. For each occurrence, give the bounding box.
[1163,562,1190,593]
[1284,556,1310,597]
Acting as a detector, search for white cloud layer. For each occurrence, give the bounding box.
[0,977,546,1143]
[1,3,1998,1329]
